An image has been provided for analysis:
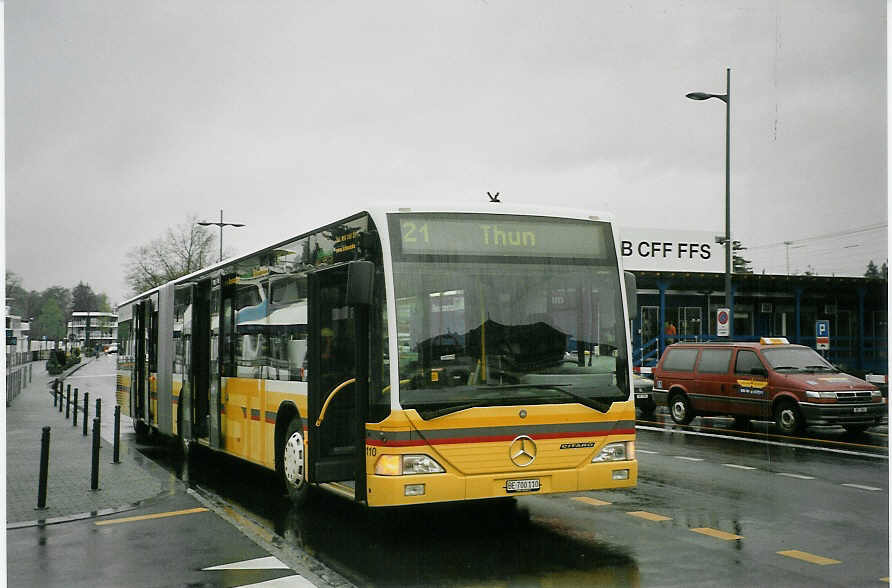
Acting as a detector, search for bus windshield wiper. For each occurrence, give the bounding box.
[474,384,611,413]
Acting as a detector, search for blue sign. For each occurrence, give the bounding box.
[816,320,830,338]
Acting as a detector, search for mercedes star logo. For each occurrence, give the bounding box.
[509,435,537,467]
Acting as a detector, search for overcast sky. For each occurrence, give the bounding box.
[5,0,887,307]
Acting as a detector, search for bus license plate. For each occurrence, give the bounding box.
[506,479,540,493]
[636,394,649,399]
[853,407,868,413]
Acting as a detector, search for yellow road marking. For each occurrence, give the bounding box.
[881,577,889,583]
[573,496,611,506]
[777,550,841,565]
[95,507,208,526]
[691,527,743,540]
[627,511,671,522]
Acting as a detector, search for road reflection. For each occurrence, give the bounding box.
[637,411,888,455]
[141,443,641,587]
[278,492,640,587]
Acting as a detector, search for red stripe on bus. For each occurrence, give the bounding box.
[365,428,635,447]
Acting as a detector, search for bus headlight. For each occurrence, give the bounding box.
[374,454,446,475]
[592,442,634,463]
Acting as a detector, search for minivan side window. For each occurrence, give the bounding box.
[735,350,764,374]
[662,348,698,371]
[697,348,733,373]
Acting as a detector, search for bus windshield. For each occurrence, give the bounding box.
[389,213,629,420]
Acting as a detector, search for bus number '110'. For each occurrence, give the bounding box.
[366,446,377,457]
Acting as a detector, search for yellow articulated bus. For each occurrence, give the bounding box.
[116,204,638,507]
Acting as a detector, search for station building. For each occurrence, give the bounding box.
[621,228,888,376]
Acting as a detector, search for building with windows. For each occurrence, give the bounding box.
[629,272,887,375]
[620,228,888,375]
[67,311,117,351]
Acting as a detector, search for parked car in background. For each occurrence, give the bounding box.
[633,373,656,418]
[652,338,886,434]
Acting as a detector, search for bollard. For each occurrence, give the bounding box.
[65,386,71,419]
[91,417,101,490]
[73,389,79,427]
[37,426,51,510]
[96,398,102,424]
[53,381,58,407]
[83,393,89,436]
[113,405,121,464]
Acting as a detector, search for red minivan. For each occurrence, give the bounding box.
[652,338,886,434]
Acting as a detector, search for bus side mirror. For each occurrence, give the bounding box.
[347,261,375,306]
[624,271,638,320]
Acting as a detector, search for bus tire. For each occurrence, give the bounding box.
[773,400,803,435]
[134,420,150,442]
[668,392,694,425]
[282,417,310,506]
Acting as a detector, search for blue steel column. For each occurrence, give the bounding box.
[657,281,668,355]
[794,288,802,344]
[857,287,866,370]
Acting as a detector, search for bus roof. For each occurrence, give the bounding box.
[118,202,616,309]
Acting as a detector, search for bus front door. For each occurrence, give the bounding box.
[308,264,369,502]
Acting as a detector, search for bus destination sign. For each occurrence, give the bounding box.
[396,215,608,259]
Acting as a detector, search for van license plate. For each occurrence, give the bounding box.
[853,407,868,413]
[506,479,540,493]
[636,394,649,399]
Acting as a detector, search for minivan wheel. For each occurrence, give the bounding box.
[773,400,803,435]
[669,393,694,425]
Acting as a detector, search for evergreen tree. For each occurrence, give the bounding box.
[865,260,881,278]
[732,240,753,274]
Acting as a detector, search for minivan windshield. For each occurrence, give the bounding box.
[760,346,837,372]
[389,213,630,420]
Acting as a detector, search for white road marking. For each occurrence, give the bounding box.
[777,473,815,480]
[841,483,883,491]
[65,373,117,378]
[673,456,704,461]
[234,576,316,587]
[637,449,659,454]
[203,556,290,570]
[636,425,887,460]
[722,463,757,470]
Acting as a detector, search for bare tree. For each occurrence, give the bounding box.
[124,215,218,295]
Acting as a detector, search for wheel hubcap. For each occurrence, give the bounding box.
[283,431,305,488]
[672,401,685,420]
[780,409,796,428]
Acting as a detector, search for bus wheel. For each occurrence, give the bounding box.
[282,418,309,506]
[134,420,150,443]
[773,400,803,435]
[669,393,694,425]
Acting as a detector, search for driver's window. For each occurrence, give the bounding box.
[735,350,764,375]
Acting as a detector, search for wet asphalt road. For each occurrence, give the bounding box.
[86,357,890,586]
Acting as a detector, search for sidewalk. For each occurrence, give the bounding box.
[6,359,166,527]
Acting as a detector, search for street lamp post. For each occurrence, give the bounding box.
[197,209,246,263]
[687,67,732,337]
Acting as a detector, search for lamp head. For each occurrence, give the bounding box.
[686,91,728,103]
